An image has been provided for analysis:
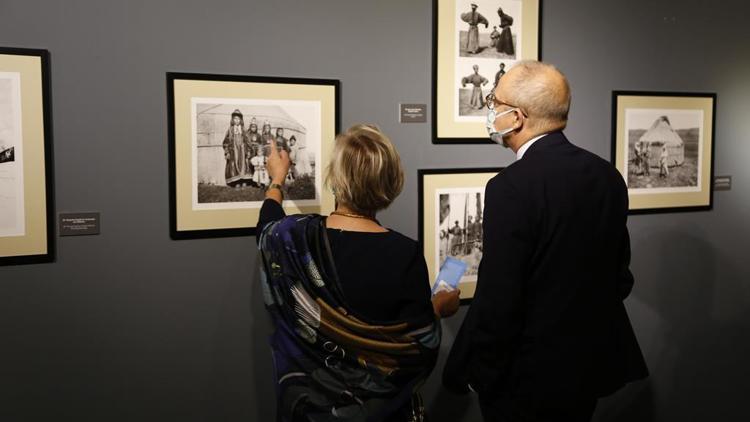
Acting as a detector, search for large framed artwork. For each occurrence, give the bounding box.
[0,47,54,266]
[418,168,502,302]
[612,91,716,214]
[433,0,541,144]
[168,73,340,239]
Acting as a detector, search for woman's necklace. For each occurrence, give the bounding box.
[330,211,377,222]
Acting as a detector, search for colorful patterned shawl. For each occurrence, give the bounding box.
[258,214,441,422]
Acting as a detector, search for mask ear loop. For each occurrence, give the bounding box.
[486,108,520,144]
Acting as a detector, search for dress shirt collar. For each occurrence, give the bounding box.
[516,133,549,160]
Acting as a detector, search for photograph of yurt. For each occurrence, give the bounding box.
[626,110,701,189]
[194,102,318,206]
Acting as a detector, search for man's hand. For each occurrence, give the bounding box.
[432,289,461,318]
[267,138,291,184]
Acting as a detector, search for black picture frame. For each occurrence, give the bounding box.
[418,167,503,304]
[432,0,543,144]
[167,72,341,240]
[611,90,717,215]
[0,47,55,266]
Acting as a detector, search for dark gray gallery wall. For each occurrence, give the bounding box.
[1,0,749,420]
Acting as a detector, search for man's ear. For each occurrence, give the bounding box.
[513,110,524,129]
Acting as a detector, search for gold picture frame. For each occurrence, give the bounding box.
[611,91,716,214]
[433,0,541,144]
[0,47,54,266]
[418,168,502,302]
[168,73,339,239]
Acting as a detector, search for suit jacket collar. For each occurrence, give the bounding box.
[522,131,568,159]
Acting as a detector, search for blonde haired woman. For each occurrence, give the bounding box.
[257,124,460,422]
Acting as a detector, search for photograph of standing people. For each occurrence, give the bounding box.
[489,26,500,49]
[457,0,521,59]
[193,101,320,208]
[274,127,290,154]
[494,62,506,86]
[250,146,269,189]
[260,120,274,157]
[495,6,515,56]
[453,1,523,122]
[436,189,485,284]
[245,117,261,174]
[462,64,489,109]
[222,109,250,188]
[460,3,489,55]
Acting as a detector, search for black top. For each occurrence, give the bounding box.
[444,132,648,404]
[258,199,433,322]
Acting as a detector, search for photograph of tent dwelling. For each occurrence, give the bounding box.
[626,110,702,190]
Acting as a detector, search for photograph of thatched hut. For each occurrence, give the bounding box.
[626,110,701,190]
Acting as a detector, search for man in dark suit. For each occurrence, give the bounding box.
[443,61,648,421]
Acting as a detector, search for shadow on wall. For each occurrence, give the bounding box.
[208,250,276,421]
[595,226,750,421]
[249,258,277,420]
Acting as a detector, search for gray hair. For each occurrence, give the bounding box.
[502,61,571,131]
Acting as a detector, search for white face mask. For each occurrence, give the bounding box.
[486,107,517,145]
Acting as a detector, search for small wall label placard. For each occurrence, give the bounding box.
[399,103,427,123]
[59,212,101,236]
[714,175,732,191]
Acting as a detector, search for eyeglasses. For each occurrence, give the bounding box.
[485,91,527,116]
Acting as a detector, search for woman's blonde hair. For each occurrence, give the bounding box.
[325,124,404,214]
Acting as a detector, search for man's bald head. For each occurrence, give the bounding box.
[496,61,571,133]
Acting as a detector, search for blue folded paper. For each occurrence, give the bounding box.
[432,256,467,294]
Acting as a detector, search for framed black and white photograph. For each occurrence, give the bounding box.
[436,188,485,284]
[612,91,716,214]
[193,101,319,207]
[457,0,519,60]
[433,0,540,143]
[168,73,339,239]
[0,68,22,239]
[419,168,502,302]
[0,47,54,266]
